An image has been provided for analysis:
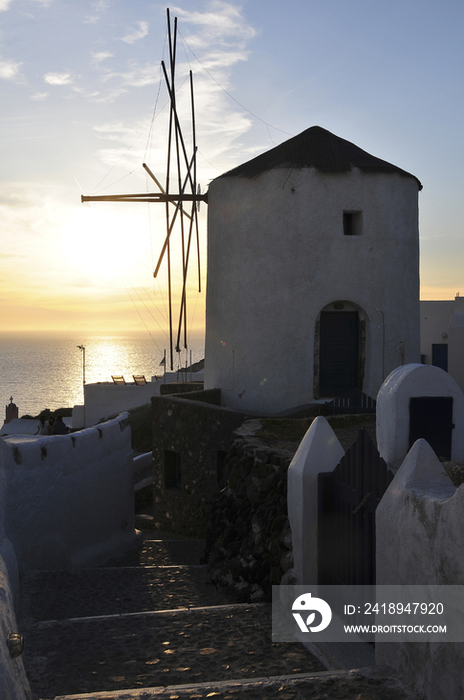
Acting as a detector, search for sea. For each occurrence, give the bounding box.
[0,330,205,418]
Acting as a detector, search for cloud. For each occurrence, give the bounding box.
[91,51,114,64]
[0,0,13,11]
[87,1,258,178]
[44,72,73,85]
[72,86,101,98]
[84,0,111,22]
[30,91,49,101]
[172,1,257,50]
[164,2,257,95]
[92,87,129,103]
[0,59,23,81]
[199,49,249,71]
[101,61,158,88]
[91,0,111,10]
[121,21,149,44]
[93,119,151,164]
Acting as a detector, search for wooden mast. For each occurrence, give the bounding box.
[81,8,206,371]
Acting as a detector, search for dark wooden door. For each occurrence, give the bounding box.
[318,429,394,586]
[432,344,448,372]
[409,396,454,460]
[320,311,359,396]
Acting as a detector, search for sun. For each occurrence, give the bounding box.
[60,205,161,284]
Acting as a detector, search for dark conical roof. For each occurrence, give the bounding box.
[217,126,422,189]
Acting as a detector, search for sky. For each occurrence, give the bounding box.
[1,0,463,336]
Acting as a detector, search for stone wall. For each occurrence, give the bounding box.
[204,420,295,602]
[151,394,246,536]
[159,382,205,396]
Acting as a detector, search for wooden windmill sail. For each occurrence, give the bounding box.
[81,9,207,370]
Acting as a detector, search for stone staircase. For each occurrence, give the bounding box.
[18,536,416,700]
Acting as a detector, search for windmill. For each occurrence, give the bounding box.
[81,8,207,370]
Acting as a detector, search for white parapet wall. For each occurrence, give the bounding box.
[0,450,31,698]
[0,453,31,700]
[287,416,345,585]
[0,420,42,437]
[80,371,204,428]
[0,548,31,699]
[376,438,464,700]
[0,412,139,572]
[376,363,464,471]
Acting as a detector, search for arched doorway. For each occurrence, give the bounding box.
[316,302,365,397]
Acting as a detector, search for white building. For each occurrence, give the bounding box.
[204,126,422,414]
[420,295,464,392]
[72,370,204,429]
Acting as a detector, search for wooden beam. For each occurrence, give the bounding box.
[81,193,207,203]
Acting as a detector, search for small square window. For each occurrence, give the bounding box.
[343,211,362,236]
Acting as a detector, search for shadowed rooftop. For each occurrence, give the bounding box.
[217,126,422,189]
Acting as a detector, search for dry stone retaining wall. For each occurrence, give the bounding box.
[151,394,246,536]
[205,420,296,602]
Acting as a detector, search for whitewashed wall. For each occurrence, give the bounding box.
[80,371,204,427]
[376,439,464,700]
[0,447,30,698]
[0,412,140,698]
[420,296,464,392]
[287,416,344,584]
[420,299,454,364]
[1,413,138,571]
[448,311,464,392]
[205,166,420,414]
[286,363,464,696]
[0,551,31,699]
[376,363,464,471]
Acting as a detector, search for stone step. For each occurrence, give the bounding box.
[21,603,326,699]
[50,667,415,700]
[104,538,207,567]
[19,564,229,623]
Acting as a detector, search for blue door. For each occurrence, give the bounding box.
[432,344,448,372]
[320,311,359,396]
[409,396,453,460]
